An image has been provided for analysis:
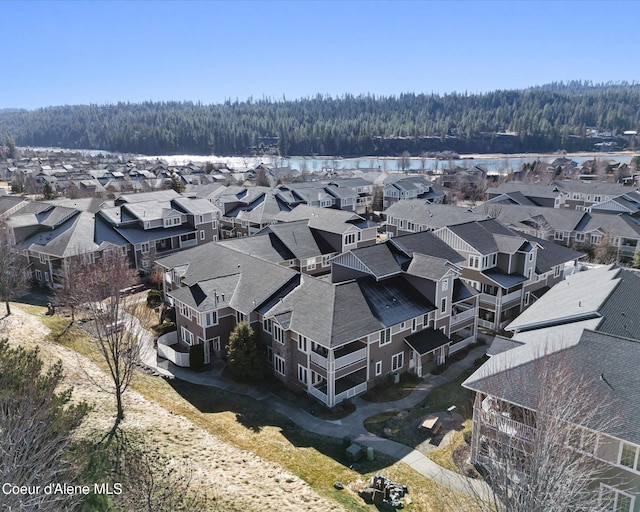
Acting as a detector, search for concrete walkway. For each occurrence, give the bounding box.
[131,305,491,499]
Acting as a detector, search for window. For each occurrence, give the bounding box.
[524,292,531,306]
[35,269,43,281]
[140,242,150,253]
[442,279,448,291]
[198,214,204,224]
[528,252,534,261]
[263,318,272,333]
[298,335,308,353]
[591,234,602,244]
[180,232,196,243]
[163,216,181,228]
[391,352,404,371]
[576,233,585,242]
[297,365,308,384]
[39,253,48,263]
[202,311,217,327]
[411,318,417,332]
[469,255,480,269]
[306,258,316,271]
[274,354,285,376]
[423,314,430,328]
[273,324,284,344]
[212,337,221,351]
[181,326,194,346]
[440,298,447,313]
[599,484,634,512]
[344,233,356,245]
[619,443,640,471]
[375,361,383,376]
[379,328,391,346]
[554,231,565,241]
[236,310,245,323]
[200,230,205,240]
[322,255,331,267]
[492,253,497,266]
[400,321,406,330]
[554,265,561,278]
[527,268,532,278]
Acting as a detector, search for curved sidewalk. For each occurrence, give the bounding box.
[133,310,491,498]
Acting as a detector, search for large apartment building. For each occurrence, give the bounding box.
[157,231,479,407]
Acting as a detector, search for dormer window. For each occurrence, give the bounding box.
[164,217,181,228]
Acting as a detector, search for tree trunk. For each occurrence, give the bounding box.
[5,300,10,316]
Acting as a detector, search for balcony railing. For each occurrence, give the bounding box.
[501,289,522,306]
[334,382,367,404]
[451,307,476,325]
[310,347,367,371]
[476,407,536,441]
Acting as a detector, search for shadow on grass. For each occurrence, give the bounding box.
[166,377,393,474]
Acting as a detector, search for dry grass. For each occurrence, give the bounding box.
[6,303,483,511]
[428,419,472,472]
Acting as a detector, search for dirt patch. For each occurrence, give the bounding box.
[413,412,465,456]
[2,306,348,512]
[452,442,481,479]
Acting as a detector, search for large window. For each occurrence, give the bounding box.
[379,328,391,346]
[297,335,308,353]
[619,443,640,471]
[297,364,308,384]
[344,233,357,245]
[600,484,634,512]
[273,324,284,344]
[274,354,285,376]
[181,326,194,346]
[391,352,404,372]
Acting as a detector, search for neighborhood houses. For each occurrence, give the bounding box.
[2,147,640,511]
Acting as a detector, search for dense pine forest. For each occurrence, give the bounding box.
[0,82,639,157]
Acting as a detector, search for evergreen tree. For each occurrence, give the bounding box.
[167,172,185,193]
[0,339,88,511]
[42,181,55,200]
[5,132,16,159]
[226,321,264,381]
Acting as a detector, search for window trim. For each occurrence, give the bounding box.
[274,354,285,376]
[391,352,404,372]
[379,328,391,346]
[375,361,383,376]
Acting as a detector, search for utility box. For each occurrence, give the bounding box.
[346,443,363,463]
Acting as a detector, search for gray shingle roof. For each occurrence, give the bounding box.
[157,242,298,315]
[385,200,487,228]
[465,329,640,445]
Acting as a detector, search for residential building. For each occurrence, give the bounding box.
[385,201,487,237]
[383,175,450,209]
[434,219,583,330]
[463,265,640,511]
[156,230,478,407]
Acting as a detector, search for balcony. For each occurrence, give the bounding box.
[501,289,522,306]
[310,346,367,372]
[476,406,535,441]
[451,306,476,326]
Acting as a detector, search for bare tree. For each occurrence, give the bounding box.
[399,150,411,172]
[0,340,88,511]
[0,221,30,316]
[60,249,145,431]
[461,349,618,511]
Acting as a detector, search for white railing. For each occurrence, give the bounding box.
[501,289,522,305]
[308,385,327,403]
[478,319,495,329]
[450,335,475,353]
[477,408,535,441]
[334,382,367,404]
[479,293,498,305]
[181,238,198,249]
[451,307,476,325]
[335,347,367,370]
[310,347,367,371]
[310,350,328,369]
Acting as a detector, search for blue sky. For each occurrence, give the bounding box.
[1,1,637,109]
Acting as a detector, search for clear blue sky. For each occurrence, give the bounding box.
[1,0,637,110]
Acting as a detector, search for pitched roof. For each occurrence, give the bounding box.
[159,242,298,315]
[385,200,487,227]
[464,329,640,445]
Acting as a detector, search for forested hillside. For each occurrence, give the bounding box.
[1,82,638,156]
